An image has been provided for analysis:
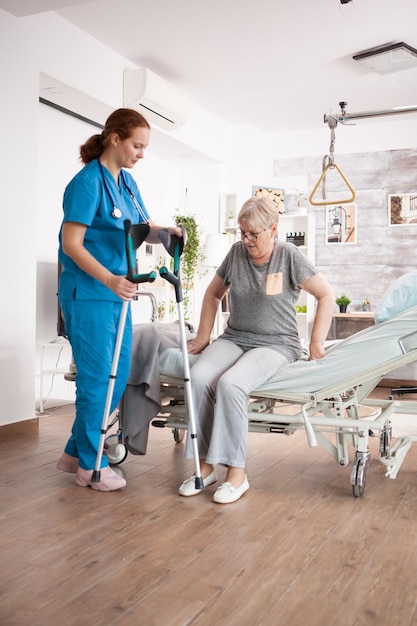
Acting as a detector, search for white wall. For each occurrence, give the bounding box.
[0,10,38,424]
[0,9,206,423]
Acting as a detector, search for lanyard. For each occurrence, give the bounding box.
[98,160,149,222]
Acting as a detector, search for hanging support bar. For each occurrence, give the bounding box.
[324,101,417,125]
[310,100,417,206]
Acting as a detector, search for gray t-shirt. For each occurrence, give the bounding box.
[217,239,317,360]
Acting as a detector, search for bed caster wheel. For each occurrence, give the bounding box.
[351,455,369,498]
[105,434,128,465]
[172,428,185,443]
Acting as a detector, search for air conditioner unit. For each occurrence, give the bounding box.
[123,68,190,131]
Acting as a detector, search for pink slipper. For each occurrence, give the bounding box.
[74,466,126,491]
[57,452,78,473]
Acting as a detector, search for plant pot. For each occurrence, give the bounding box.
[339,305,347,313]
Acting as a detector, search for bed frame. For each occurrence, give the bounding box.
[115,306,417,498]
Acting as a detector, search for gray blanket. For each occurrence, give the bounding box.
[118,321,195,454]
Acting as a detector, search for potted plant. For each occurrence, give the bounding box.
[336,294,351,313]
[156,300,166,321]
[292,187,308,209]
[172,210,206,321]
[227,209,235,228]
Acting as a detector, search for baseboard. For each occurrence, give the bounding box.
[0,418,39,439]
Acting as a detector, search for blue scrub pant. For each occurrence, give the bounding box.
[60,299,132,470]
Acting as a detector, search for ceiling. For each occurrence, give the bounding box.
[2,0,417,134]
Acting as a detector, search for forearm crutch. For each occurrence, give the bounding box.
[92,220,156,484]
[158,228,204,491]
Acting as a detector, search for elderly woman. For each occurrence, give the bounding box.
[180,196,334,504]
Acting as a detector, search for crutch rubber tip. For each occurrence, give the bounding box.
[194,476,204,490]
[91,469,101,483]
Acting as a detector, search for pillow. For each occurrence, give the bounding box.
[374,271,417,323]
[159,347,200,377]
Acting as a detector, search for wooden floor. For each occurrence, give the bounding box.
[2,389,417,626]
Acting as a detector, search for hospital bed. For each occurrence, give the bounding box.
[113,303,417,497]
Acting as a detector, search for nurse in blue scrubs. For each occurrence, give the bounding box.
[56,108,183,491]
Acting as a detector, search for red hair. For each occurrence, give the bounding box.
[79,108,150,164]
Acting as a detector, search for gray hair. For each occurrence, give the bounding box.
[237,196,279,231]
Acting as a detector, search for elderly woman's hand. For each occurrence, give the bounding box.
[308,341,326,361]
[187,334,210,355]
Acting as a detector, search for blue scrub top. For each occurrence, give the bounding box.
[58,159,150,302]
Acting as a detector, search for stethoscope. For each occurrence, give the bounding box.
[98,160,149,222]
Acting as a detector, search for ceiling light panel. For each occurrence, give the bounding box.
[353,42,417,74]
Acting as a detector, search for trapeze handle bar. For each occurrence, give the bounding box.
[324,104,417,124]
[309,162,357,206]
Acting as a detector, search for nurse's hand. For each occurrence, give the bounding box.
[168,225,188,245]
[109,275,137,301]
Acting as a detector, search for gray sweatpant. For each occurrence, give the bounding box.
[185,339,291,468]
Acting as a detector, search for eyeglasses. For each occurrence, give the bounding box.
[234,225,273,243]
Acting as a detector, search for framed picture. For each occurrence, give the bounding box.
[388,193,417,226]
[252,186,285,214]
[326,203,357,244]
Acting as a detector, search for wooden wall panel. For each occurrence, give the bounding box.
[274,148,417,311]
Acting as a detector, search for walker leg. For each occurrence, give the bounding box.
[92,301,129,483]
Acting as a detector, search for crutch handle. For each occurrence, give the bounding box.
[159,266,180,287]
[129,269,157,284]
[159,267,183,302]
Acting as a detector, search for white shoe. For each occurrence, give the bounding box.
[178,470,217,497]
[213,475,249,504]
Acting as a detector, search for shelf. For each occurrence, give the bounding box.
[332,312,374,319]
[328,314,374,340]
[279,214,316,345]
